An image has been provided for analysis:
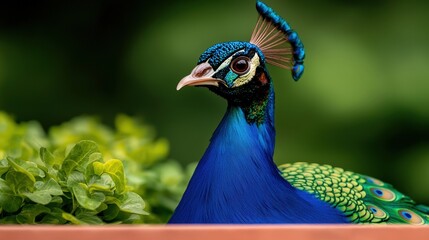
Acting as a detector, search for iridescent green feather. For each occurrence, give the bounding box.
[279,162,429,224]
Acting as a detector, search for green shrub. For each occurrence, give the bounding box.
[0,112,192,224]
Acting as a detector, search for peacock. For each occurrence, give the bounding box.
[169,1,429,224]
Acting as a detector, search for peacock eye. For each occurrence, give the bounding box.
[231,56,250,75]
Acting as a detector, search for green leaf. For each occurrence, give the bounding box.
[38,179,63,195]
[0,112,177,224]
[88,152,103,165]
[66,171,86,187]
[16,204,51,224]
[50,195,63,204]
[103,159,125,194]
[7,157,36,182]
[40,217,63,224]
[0,178,22,213]
[23,192,51,205]
[23,179,63,205]
[116,192,147,215]
[40,147,55,166]
[88,173,115,193]
[61,212,83,224]
[0,158,9,176]
[93,161,104,176]
[75,212,104,224]
[72,183,105,210]
[116,212,143,224]
[102,204,120,221]
[61,141,99,175]
[5,170,34,194]
[0,216,18,224]
[61,159,79,176]
[65,140,99,167]
[96,202,108,212]
[6,140,34,160]
[154,161,184,188]
[40,207,67,224]
[84,153,103,176]
[22,161,45,178]
[62,212,103,225]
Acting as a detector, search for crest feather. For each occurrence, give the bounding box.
[250,1,305,81]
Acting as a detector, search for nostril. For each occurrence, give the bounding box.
[192,63,214,78]
[194,67,211,77]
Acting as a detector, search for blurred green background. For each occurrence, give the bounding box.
[1,0,428,204]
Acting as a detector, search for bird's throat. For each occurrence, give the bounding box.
[210,68,273,125]
[238,96,270,125]
[236,76,273,126]
[169,93,281,223]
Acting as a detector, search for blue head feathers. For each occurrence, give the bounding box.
[198,42,264,71]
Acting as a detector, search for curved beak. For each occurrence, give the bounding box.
[176,62,223,90]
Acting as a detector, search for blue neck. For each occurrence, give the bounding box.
[169,88,346,223]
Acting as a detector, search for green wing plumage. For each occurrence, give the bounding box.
[279,162,429,224]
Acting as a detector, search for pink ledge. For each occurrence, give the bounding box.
[1,225,429,240]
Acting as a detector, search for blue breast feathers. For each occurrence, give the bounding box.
[169,100,347,223]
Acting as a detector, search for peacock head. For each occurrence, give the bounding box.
[177,1,305,104]
[177,41,272,103]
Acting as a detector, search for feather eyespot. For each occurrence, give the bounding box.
[231,56,250,75]
[367,204,387,219]
[365,176,384,186]
[369,187,396,201]
[398,209,424,224]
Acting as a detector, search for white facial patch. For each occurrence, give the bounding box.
[211,50,261,88]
